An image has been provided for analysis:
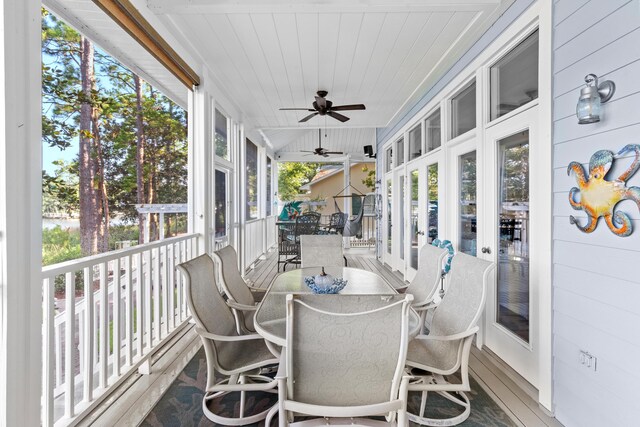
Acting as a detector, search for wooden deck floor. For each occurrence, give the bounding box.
[245,247,562,427]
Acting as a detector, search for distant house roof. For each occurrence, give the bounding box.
[300,165,342,191]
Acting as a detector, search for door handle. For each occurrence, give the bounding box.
[481,246,491,254]
[416,230,425,236]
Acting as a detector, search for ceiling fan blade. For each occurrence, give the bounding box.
[330,104,366,111]
[323,151,344,155]
[300,150,315,153]
[315,96,327,109]
[299,112,318,122]
[280,108,316,111]
[327,111,350,122]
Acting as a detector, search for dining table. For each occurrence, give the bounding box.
[254,266,421,346]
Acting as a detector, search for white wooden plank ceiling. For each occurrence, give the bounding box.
[148,0,512,154]
[50,0,513,155]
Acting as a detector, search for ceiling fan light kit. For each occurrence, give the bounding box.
[280,90,366,123]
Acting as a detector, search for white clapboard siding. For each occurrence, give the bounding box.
[552,1,640,425]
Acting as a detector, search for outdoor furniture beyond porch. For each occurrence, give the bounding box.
[176,254,279,426]
[267,293,413,426]
[300,234,346,268]
[406,252,495,426]
[277,211,321,271]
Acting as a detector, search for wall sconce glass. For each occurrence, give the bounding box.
[576,74,615,124]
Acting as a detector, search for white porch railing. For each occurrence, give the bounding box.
[42,233,199,427]
[244,219,265,268]
[266,216,277,249]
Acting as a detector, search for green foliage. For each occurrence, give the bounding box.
[361,165,376,192]
[277,162,322,201]
[42,7,189,260]
[108,224,139,248]
[42,226,82,267]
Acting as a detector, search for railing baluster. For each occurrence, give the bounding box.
[179,240,186,319]
[64,271,76,418]
[42,276,55,427]
[55,316,62,393]
[83,266,94,402]
[136,252,143,358]
[153,247,161,343]
[168,243,175,330]
[125,255,133,366]
[161,245,169,337]
[112,257,121,378]
[99,262,108,388]
[144,249,152,352]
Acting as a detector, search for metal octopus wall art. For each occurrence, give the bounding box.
[567,144,640,237]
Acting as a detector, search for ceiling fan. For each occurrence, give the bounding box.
[301,129,343,157]
[280,90,365,123]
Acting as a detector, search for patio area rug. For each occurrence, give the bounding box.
[141,348,516,427]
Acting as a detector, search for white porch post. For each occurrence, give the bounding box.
[343,156,351,249]
[238,124,246,272]
[188,83,212,255]
[0,1,42,426]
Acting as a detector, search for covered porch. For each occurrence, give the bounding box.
[2,0,639,426]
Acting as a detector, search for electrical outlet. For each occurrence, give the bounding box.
[579,350,597,372]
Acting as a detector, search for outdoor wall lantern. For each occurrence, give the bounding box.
[576,73,615,124]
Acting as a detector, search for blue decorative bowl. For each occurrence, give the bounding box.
[303,276,348,294]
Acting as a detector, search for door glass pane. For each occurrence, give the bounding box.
[215,170,227,237]
[399,176,405,260]
[451,82,476,139]
[410,170,419,269]
[408,125,422,160]
[266,157,272,216]
[386,179,392,254]
[396,138,405,166]
[497,132,530,342]
[490,30,539,120]
[215,109,229,160]
[386,147,393,172]
[425,109,441,152]
[245,139,258,220]
[427,163,438,243]
[459,151,477,256]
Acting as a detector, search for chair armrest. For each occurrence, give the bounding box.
[248,287,267,301]
[413,326,479,342]
[226,300,258,311]
[395,284,409,293]
[412,300,439,311]
[195,327,265,343]
[275,352,287,380]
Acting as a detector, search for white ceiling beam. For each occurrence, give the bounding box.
[147,0,500,15]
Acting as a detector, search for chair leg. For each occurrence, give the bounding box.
[407,375,471,426]
[202,374,277,426]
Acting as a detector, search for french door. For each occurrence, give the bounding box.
[482,107,539,388]
[405,161,424,281]
[405,156,442,281]
[393,170,406,274]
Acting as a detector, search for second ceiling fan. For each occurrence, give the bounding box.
[280,90,365,123]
